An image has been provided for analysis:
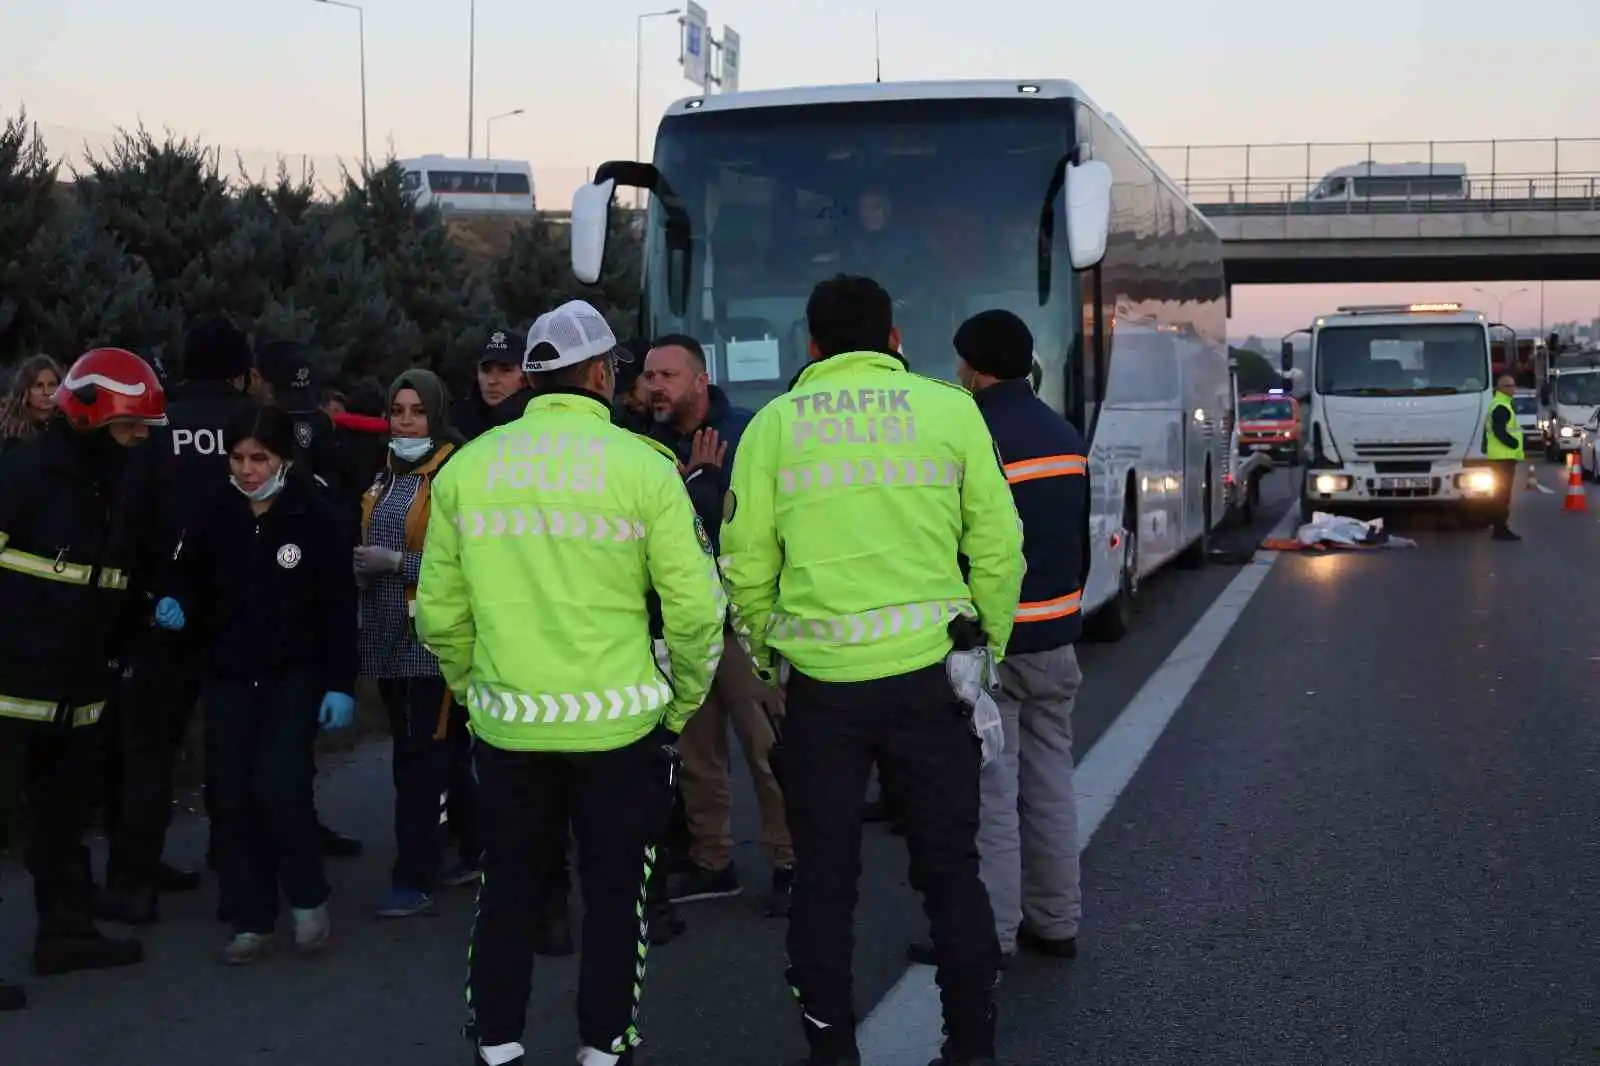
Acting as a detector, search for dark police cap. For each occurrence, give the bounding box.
[953,310,1035,381]
[255,340,316,393]
[480,328,519,366]
[183,316,253,382]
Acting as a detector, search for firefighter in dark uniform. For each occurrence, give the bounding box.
[97,317,260,924]
[0,348,169,1011]
[245,339,364,858]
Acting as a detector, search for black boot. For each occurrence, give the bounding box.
[32,923,143,976]
[927,1057,996,1066]
[0,978,25,1011]
[318,823,363,858]
[95,884,159,926]
[153,862,202,893]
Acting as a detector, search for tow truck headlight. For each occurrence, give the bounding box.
[1560,425,1576,438]
[1459,469,1497,494]
[1312,474,1350,494]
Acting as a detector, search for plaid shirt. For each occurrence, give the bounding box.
[357,472,441,679]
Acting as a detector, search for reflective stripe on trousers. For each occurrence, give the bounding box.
[766,598,975,644]
[465,679,674,724]
[0,695,105,727]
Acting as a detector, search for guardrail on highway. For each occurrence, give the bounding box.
[1146,137,1600,212]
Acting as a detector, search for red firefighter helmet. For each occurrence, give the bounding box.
[53,347,169,431]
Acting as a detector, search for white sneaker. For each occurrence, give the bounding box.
[575,1048,621,1066]
[291,904,330,953]
[222,932,275,965]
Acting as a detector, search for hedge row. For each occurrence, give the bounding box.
[0,110,641,392]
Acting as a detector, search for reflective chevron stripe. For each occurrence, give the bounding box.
[0,695,105,727]
[465,679,673,724]
[767,598,976,644]
[776,458,963,494]
[454,507,645,542]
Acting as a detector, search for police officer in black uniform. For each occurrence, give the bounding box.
[245,339,365,859]
[98,317,260,924]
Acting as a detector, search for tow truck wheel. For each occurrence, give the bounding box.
[1085,492,1138,643]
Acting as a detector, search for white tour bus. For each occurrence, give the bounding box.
[398,155,535,214]
[1282,303,1498,522]
[1306,161,1469,203]
[566,79,1232,641]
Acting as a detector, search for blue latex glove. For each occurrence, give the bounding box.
[318,692,356,731]
[153,597,185,632]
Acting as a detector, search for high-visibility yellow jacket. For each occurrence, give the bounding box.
[415,390,728,752]
[720,351,1024,684]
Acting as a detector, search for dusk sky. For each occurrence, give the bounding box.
[7,0,1600,335]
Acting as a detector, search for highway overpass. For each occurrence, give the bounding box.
[1151,137,1600,288]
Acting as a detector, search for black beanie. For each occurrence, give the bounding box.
[182,316,254,382]
[953,310,1035,381]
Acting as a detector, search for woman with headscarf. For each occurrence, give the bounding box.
[0,356,64,454]
[353,369,481,918]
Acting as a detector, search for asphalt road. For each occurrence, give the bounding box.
[13,467,1593,1064]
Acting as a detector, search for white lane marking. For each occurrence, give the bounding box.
[855,506,1299,1065]
[1535,482,1555,495]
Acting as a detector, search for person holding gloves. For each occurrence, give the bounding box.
[154,404,359,966]
[354,369,480,918]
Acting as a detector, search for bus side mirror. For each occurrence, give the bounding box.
[570,179,616,285]
[1280,339,1294,371]
[1064,160,1113,270]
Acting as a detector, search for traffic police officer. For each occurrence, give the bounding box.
[415,299,727,1066]
[720,275,1024,1066]
[1483,373,1523,542]
[99,316,258,924]
[0,347,169,1010]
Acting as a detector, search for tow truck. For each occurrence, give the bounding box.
[1281,302,1498,523]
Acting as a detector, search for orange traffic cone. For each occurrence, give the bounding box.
[1564,453,1587,512]
[1524,462,1539,491]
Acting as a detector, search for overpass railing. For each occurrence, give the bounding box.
[1145,137,1600,214]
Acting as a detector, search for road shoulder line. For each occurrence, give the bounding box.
[855,507,1298,1064]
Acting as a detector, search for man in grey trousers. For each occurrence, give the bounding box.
[906,309,1091,964]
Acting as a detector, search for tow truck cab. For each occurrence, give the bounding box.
[1282,302,1497,522]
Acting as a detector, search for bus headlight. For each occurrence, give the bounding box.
[1459,469,1497,494]
[1312,474,1350,494]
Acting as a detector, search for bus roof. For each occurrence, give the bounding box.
[664,79,1095,116]
[397,156,532,173]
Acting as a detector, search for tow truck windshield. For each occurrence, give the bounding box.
[642,98,1075,412]
[1554,373,1600,406]
[1314,324,1489,397]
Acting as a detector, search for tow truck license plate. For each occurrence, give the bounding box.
[1249,443,1271,451]
[1383,476,1430,490]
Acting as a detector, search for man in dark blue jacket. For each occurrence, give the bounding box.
[907,309,1091,968]
[641,336,795,916]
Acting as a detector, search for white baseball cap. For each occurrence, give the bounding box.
[522,299,632,373]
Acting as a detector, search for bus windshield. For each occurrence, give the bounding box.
[640,98,1075,412]
[1554,373,1600,406]
[1314,324,1489,397]
[1239,398,1294,420]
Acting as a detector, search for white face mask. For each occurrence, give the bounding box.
[232,461,289,502]
[390,436,433,462]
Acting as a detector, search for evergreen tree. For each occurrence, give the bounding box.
[491,209,644,338]
[0,110,61,362]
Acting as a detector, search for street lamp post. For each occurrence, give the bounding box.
[485,108,524,160]
[634,7,680,208]
[467,0,476,157]
[314,0,369,173]
[1473,285,1530,323]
